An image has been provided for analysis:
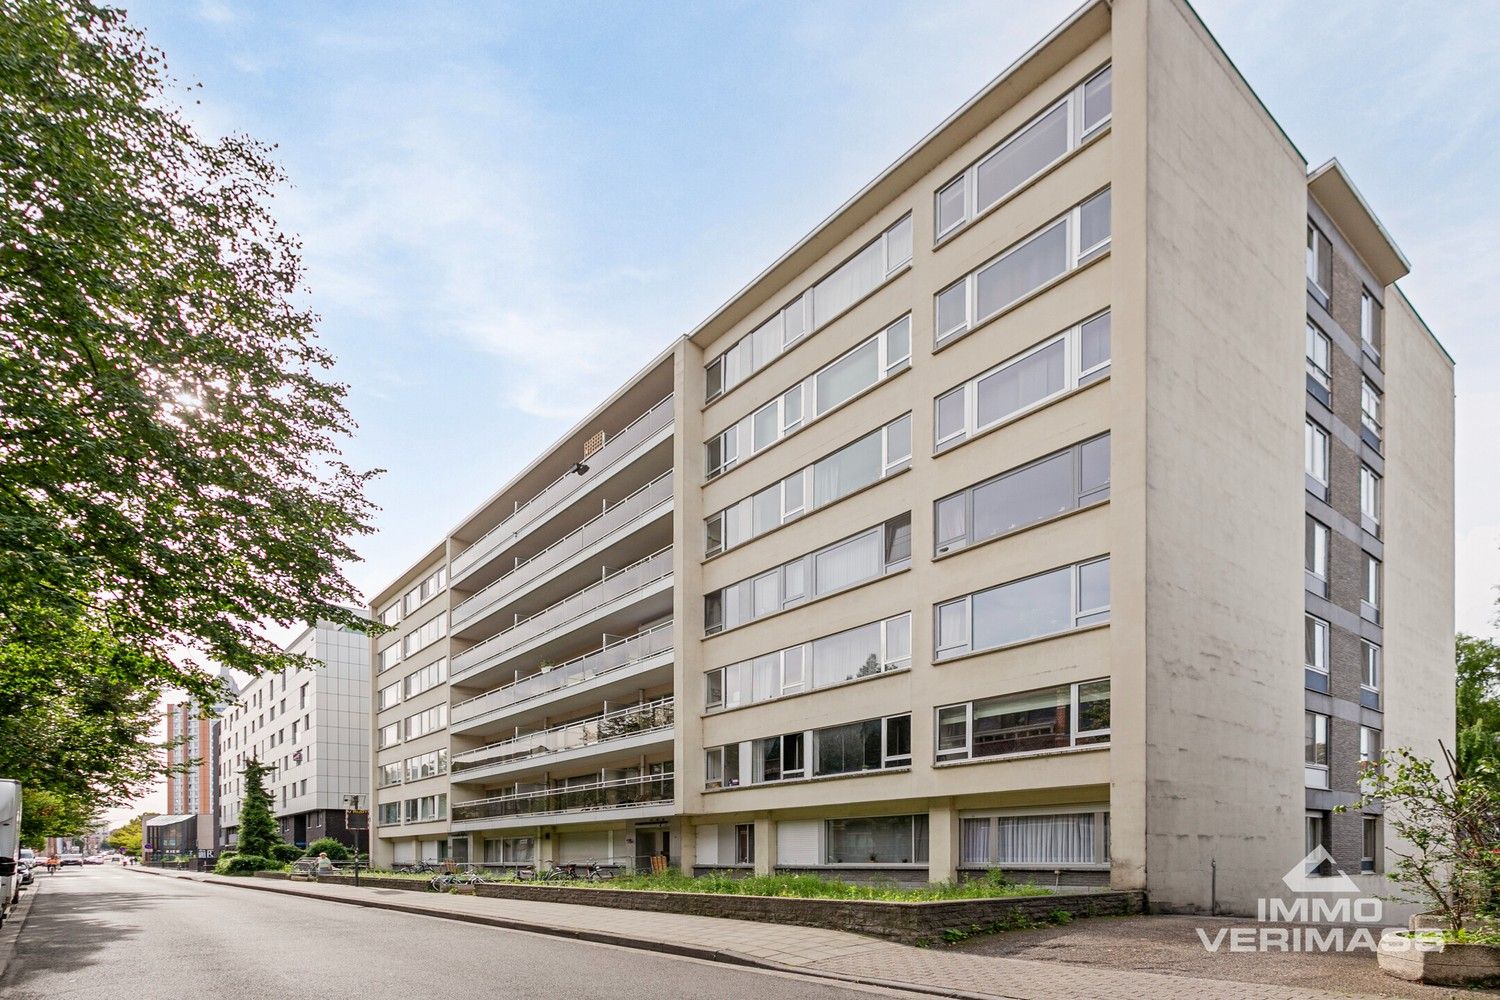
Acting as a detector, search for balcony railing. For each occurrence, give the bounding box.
[452,771,675,823]
[451,546,673,677]
[452,697,674,773]
[452,395,675,580]
[451,622,673,725]
[452,471,674,629]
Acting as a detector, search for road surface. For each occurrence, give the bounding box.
[2,865,921,999]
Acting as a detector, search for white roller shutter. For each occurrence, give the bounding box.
[777,819,820,865]
[559,831,610,862]
[392,840,415,864]
[696,825,720,866]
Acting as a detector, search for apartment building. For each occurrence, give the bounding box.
[162,696,224,854]
[369,0,1454,913]
[218,620,371,850]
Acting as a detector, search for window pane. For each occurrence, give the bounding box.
[936,599,968,654]
[814,430,883,506]
[971,452,1073,542]
[812,622,883,687]
[997,814,1095,864]
[1079,435,1110,497]
[973,685,1071,756]
[752,572,780,617]
[1078,559,1110,615]
[1079,190,1110,251]
[753,403,778,451]
[937,177,966,235]
[975,221,1067,320]
[885,316,911,369]
[936,282,967,340]
[886,216,912,270]
[936,387,966,443]
[976,104,1068,211]
[1083,66,1111,131]
[782,386,803,430]
[1080,312,1111,370]
[752,485,781,536]
[813,530,882,597]
[884,514,912,566]
[976,340,1065,428]
[815,339,879,415]
[783,471,805,515]
[884,614,911,668]
[885,715,911,760]
[885,415,911,465]
[825,816,919,864]
[970,567,1072,651]
[961,818,991,865]
[813,241,884,327]
[1078,680,1110,735]
[706,670,723,708]
[937,705,968,756]
[935,494,966,549]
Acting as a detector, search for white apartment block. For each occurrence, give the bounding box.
[367,0,1454,913]
[218,620,372,850]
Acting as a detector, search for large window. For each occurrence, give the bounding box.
[405,793,447,823]
[706,415,911,557]
[935,192,1110,347]
[1306,222,1332,297]
[404,749,448,783]
[825,815,928,865]
[483,836,535,864]
[705,215,912,403]
[936,679,1109,762]
[704,514,910,635]
[1305,322,1331,399]
[935,65,1111,241]
[934,557,1108,660]
[1305,712,1330,789]
[378,801,401,825]
[378,722,401,749]
[378,762,403,788]
[935,435,1109,555]
[378,681,402,712]
[403,658,448,699]
[403,613,447,657]
[377,643,402,674]
[1360,290,1384,363]
[380,602,402,627]
[962,811,1108,867]
[706,612,911,711]
[403,565,447,615]
[934,311,1110,452]
[403,704,447,741]
[705,713,910,790]
[706,316,911,478]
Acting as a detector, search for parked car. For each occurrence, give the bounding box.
[82,855,105,865]
[18,861,33,886]
[60,853,83,866]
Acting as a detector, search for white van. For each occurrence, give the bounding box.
[0,780,20,924]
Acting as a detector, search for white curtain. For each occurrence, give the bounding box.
[996,814,1095,864]
[813,241,884,327]
[976,104,1068,209]
[976,221,1067,320]
[961,818,991,865]
[813,530,880,597]
[976,339,1065,427]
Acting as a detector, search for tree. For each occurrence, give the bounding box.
[104,814,145,855]
[1457,634,1500,779]
[1345,745,1500,929]
[18,787,97,851]
[234,759,281,861]
[0,0,380,814]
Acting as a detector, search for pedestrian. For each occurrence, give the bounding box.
[315,851,335,875]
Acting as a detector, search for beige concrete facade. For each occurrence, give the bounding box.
[366,0,1454,911]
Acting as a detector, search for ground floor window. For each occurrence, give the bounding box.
[1361,815,1379,873]
[735,823,755,866]
[960,810,1109,866]
[483,836,535,864]
[824,815,928,865]
[1305,811,1329,875]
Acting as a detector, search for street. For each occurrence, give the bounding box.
[1,866,921,999]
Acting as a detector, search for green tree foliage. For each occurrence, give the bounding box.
[103,814,145,854]
[17,787,96,851]
[1457,634,1500,779]
[303,836,350,861]
[234,759,281,861]
[0,1,379,815]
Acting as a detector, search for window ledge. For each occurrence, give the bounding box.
[933,742,1110,769]
[933,620,1110,667]
[932,247,1111,356]
[704,664,910,718]
[704,765,911,795]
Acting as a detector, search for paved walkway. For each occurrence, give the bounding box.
[129,868,1395,1000]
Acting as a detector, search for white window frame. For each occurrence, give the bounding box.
[934,193,1110,348]
[705,612,912,712]
[1362,553,1382,616]
[1360,290,1383,362]
[1361,379,1383,440]
[934,557,1109,660]
[1305,322,1331,390]
[935,678,1111,763]
[1361,641,1382,695]
[1305,712,1330,789]
[1305,421,1329,487]
[1305,614,1329,675]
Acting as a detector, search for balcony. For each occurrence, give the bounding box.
[451,546,673,681]
[452,471,673,632]
[451,622,672,730]
[451,395,674,583]
[451,771,675,828]
[451,698,674,781]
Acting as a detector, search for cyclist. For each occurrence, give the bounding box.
[45,853,60,875]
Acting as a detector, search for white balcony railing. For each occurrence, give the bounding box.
[452,771,674,824]
[452,471,673,629]
[452,395,674,580]
[452,697,674,774]
[451,621,673,725]
[451,546,673,678]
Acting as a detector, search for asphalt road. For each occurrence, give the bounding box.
[2,865,922,999]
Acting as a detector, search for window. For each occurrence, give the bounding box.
[404,749,448,783]
[934,192,1110,347]
[378,801,401,825]
[961,812,1108,866]
[379,762,403,788]
[1360,726,1382,775]
[814,715,910,777]
[1360,291,1383,361]
[706,613,911,711]
[403,565,447,615]
[1306,812,1329,874]
[1306,222,1332,296]
[936,64,1111,241]
[407,793,447,822]
[935,311,1109,451]
[1305,615,1329,693]
[380,602,401,627]
[1305,712,1330,789]
[1362,815,1380,873]
[825,815,928,865]
[1305,322,1331,394]
[378,723,401,750]
[709,714,908,790]
[706,415,911,557]
[403,613,447,657]
[1305,517,1329,593]
[705,215,912,402]
[934,557,1108,660]
[935,435,1109,555]
[1361,379,1383,447]
[1305,421,1329,492]
[403,704,447,741]
[937,679,1109,762]
[378,643,402,674]
[403,658,448,699]
[705,316,911,478]
[735,824,755,866]
[1359,465,1381,534]
[705,515,910,635]
[1362,553,1382,621]
[1361,642,1382,709]
[378,682,402,712]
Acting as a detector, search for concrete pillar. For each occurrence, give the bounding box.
[753,815,776,875]
[537,827,558,867]
[927,798,959,884]
[676,821,696,873]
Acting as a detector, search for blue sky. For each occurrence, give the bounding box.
[124,1,1497,641]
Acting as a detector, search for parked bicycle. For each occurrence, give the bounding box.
[428,866,493,891]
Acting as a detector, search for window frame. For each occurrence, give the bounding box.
[935,678,1111,764]
[1305,321,1331,392]
[934,556,1109,661]
[1304,712,1330,789]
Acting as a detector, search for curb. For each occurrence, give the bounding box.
[0,881,40,983]
[151,869,1010,1000]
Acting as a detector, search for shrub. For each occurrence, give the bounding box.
[303,837,351,861]
[215,854,272,875]
[269,843,302,863]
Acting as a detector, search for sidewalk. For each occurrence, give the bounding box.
[131,868,1393,1000]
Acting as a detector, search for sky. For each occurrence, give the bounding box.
[107,0,1499,823]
